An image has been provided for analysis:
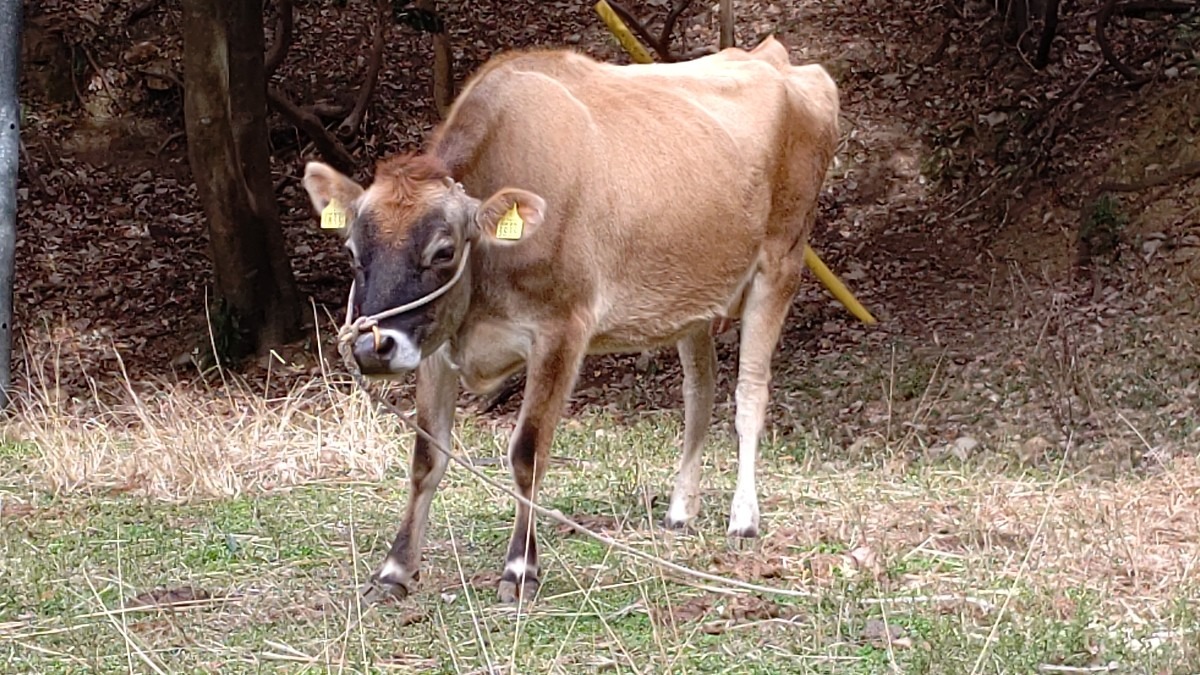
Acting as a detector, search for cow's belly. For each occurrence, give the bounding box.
[590,256,759,350]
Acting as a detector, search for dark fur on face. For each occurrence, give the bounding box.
[348,204,463,347]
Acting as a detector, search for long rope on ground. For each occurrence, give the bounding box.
[335,338,818,601]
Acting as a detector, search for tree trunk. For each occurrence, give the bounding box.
[0,0,21,409]
[182,0,302,357]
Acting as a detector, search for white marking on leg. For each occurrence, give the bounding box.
[668,332,715,528]
[378,556,408,582]
[728,380,765,536]
[504,557,529,580]
[666,483,699,526]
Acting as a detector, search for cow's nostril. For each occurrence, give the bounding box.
[374,333,395,356]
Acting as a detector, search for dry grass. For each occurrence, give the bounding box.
[5,341,414,499]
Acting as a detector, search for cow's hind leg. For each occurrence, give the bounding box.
[498,327,587,603]
[363,351,457,602]
[728,258,803,538]
[664,327,717,530]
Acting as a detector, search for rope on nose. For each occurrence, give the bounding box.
[336,241,473,351]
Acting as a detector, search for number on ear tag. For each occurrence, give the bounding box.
[495,203,524,240]
[321,199,348,230]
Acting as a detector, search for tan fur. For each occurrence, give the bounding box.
[361,36,838,369]
[314,35,843,603]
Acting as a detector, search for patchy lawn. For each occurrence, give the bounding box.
[2,399,1198,673]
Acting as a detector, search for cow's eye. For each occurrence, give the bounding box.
[430,246,455,266]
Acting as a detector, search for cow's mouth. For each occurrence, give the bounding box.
[351,327,422,374]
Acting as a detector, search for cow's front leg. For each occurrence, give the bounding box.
[498,328,587,604]
[362,350,458,602]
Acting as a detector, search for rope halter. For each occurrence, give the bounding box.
[336,241,473,350]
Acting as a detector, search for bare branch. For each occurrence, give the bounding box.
[338,0,390,138]
[659,0,694,53]
[1097,0,1149,84]
[606,1,673,61]
[267,86,357,174]
[1095,161,1200,194]
[264,0,294,78]
[1118,0,1196,17]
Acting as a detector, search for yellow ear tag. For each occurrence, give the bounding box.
[494,203,524,241]
[321,198,348,230]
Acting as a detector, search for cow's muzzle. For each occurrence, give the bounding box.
[336,241,472,373]
[351,328,422,374]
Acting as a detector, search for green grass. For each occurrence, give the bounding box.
[3,410,1200,674]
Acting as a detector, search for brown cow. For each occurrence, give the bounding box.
[303,35,840,603]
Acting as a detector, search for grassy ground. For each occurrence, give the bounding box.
[3,403,1199,674]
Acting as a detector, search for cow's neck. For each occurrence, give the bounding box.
[443,261,542,395]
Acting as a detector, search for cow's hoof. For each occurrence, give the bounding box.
[726,524,760,548]
[497,577,539,604]
[662,515,694,532]
[358,574,412,604]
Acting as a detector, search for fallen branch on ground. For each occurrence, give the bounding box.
[1097,0,1149,85]
[338,0,389,137]
[1095,160,1200,194]
[267,87,357,174]
[603,0,694,62]
[264,0,294,77]
[1118,0,1196,17]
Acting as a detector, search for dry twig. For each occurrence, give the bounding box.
[264,0,294,77]
[338,0,390,137]
[1097,0,1149,85]
[267,87,357,174]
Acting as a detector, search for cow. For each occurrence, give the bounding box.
[302,35,841,604]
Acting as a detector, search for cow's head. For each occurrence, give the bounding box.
[303,155,546,376]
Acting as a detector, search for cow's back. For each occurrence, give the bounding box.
[435,45,838,351]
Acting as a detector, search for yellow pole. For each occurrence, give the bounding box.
[592,2,877,326]
[803,246,876,324]
[594,1,655,65]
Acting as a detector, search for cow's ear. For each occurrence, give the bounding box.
[302,162,363,234]
[475,188,546,245]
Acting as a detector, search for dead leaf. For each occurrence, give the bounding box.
[126,586,213,609]
[862,618,911,649]
[553,513,619,537]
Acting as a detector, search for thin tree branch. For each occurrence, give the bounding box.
[659,0,694,51]
[338,0,389,137]
[267,86,357,174]
[606,1,673,61]
[1097,0,1149,84]
[264,0,294,78]
[1118,0,1196,17]
[1095,161,1200,194]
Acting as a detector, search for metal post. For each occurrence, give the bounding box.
[0,0,22,409]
